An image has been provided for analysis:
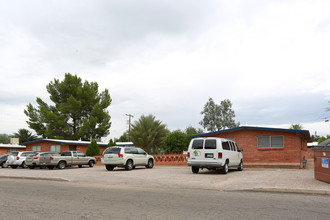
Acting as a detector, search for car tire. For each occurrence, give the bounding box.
[146,159,154,169]
[192,166,199,174]
[28,166,35,169]
[21,162,27,169]
[106,165,115,171]
[2,163,8,168]
[78,165,83,168]
[125,160,133,170]
[238,160,243,171]
[222,162,228,174]
[58,161,66,169]
[48,166,54,170]
[88,160,94,167]
[11,165,17,169]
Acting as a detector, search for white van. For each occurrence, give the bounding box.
[187,137,243,174]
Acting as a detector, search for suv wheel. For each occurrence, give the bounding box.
[192,166,199,174]
[146,159,154,169]
[125,160,133,170]
[88,160,94,167]
[106,165,115,171]
[11,165,17,169]
[222,162,228,174]
[238,160,243,171]
[1,163,8,168]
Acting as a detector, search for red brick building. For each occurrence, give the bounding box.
[0,143,26,155]
[192,126,312,168]
[22,139,109,154]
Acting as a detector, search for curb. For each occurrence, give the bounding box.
[0,176,70,182]
[227,188,330,195]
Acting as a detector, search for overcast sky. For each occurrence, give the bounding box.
[1,0,330,141]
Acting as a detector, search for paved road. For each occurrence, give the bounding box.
[1,178,329,220]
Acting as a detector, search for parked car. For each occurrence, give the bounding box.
[6,151,36,169]
[101,146,154,171]
[25,152,61,169]
[39,151,96,169]
[187,137,243,174]
[0,154,9,168]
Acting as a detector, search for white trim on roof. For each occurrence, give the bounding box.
[0,144,26,149]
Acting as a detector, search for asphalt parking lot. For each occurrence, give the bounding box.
[0,165,329,194]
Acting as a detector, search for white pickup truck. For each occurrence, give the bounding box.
[39,151,96,169]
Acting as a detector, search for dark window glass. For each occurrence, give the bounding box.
[10,152,19,156]
[137,148,146,154]
[205,140,217,149]
[222,141,230,150]
[103,147,121,155]
[61,152,72,156]
[235,143,240,152]
[192,140,204,149]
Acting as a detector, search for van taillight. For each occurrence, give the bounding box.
[218,153,222,159]
[17,157,19,160]
[118,154,123,158]
[34,156,39,159]
[188,152,190,158]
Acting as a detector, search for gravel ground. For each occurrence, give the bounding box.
[0,164,329,193]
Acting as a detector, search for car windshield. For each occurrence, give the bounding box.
[103,147,121,154]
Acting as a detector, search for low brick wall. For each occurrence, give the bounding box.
[93,154,188,166]
[152,154,188,166]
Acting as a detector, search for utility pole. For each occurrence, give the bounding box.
[126,114,134,132]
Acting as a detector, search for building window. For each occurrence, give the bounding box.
[50,145,61,152]
[257,136,284,148]
[31,146,41,151]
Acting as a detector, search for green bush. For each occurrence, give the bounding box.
[86,139,100,156]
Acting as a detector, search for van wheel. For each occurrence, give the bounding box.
[222,163,228,174]
[125,160,133,170]
[238,160,243,171]
[192,166,199,174]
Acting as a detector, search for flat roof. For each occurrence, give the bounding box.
[192,126,311,141]
[0,144,26,149]
[21,139,109,146]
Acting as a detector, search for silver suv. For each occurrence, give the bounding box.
[101,146,154,171]
[6,151,36,169]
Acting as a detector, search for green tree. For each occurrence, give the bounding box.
[164,130,189,153]
[129,114,168,154]
[185,126,203,137]
[0,134,10,144]
[24,73,112,140]
[108,139,116,147]
[86,139,100,156]
[289,124,303,130]
[200,98,240,132]
[117,131,129,142]
[13,128,37,144]
[318,135,330,144]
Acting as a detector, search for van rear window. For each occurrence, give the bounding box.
[205,140,216,149]
[192,140,204,149]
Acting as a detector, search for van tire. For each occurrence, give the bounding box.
[192,166,199,174]
[238,160,243,171]
[222,162,228,174]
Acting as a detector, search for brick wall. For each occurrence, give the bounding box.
[202,129,308,168]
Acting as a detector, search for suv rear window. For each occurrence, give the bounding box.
[10,152,19,156]
[205,140,216,149]
[192,140,204,149]
[103,147,121,155]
